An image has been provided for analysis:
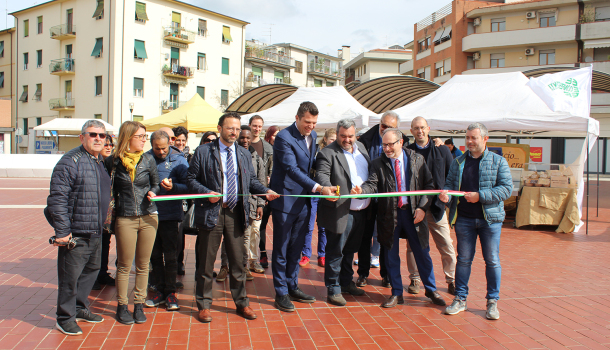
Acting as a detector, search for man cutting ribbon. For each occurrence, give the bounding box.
[351,128,446,308]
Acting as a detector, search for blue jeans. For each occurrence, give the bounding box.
[454,217,502,301]
[302,197,326,258]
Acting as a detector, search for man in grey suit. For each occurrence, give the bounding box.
[316,119,371,306]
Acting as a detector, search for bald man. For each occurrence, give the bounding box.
[159,127,175,146]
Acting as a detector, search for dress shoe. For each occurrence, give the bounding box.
[97,272,115,286]
[341,282,365,296]
[198,309,212,323]
[381,276,391,288]
[288,287,316,303]
[447,282,456,296]
[407,280,421,294]
[216,266,229,282]
[381,295,404,308]
[275,294,295,312]
[237,306,258,320]
[425,290,447,306]
[356,276,367,287]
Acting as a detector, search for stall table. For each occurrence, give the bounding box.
[515,187,580,233]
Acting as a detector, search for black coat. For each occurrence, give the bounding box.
[105,153,160,217]
[359,124,410,157]
[187,139,269,231]
[360,148,435,250]
[406,142,453,222]
[47,145,108,238]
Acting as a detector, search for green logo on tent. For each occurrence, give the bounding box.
[547,78,579,98]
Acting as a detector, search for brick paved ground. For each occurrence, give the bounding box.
[0,177,609,349]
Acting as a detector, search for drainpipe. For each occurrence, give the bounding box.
[106,0,112,124]
[14,17,18,153]
[240,24,245,96]
[119,0,126,124]
[10,28,14,153]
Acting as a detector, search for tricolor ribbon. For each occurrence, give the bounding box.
[150,190,466,202]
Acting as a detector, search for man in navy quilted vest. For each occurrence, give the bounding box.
[440,122,513,320]
[47,120,111,335]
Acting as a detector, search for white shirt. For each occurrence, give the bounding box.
[219,141,238,203]
[342,144,370,210]
[301,132,320,193]
[391,152,408,205]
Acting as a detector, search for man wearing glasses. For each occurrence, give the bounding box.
[47,120,111,335]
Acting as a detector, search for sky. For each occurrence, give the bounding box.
[4,0,453,58]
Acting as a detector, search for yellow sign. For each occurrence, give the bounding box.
[487,143,531,169]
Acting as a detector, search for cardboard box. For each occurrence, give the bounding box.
[537,178,551,187]
[551,176,577,188]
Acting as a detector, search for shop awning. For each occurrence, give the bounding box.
[135,2,148,21]
[134,40,148,59]
[222,26,233,42]
[92,0,104,18]
[584,38,610,49]
[91,38,103,57]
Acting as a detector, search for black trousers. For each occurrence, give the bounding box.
[57,236,101,325]
[97,231,111,278]
[358,202,387,279]
[259,204,271,254]
[196,205,248,310]
[150,220,180,295]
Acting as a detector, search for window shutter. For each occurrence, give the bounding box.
[135,2,149,21]
[91,38,103,57]
[134,78,143,90]
[172,12,181,24]
[198,19,207,30]
[93,0,104,18]
[170,83,178,96]
[171,47,179,60]
[222,58,229,74]
[134,40,148,59]
[274,71,284,80]
[197,86,205,99]
[222,26,233,42]
[252,67,262,76]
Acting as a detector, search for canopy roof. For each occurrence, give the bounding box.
[241,86,377,129]
[226,84,297,115]
[370,71,599,137]
[34,118,117,135]
[141,94,222,133]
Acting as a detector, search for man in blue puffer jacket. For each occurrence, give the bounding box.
[439,122,513,321]
[145,130,189,311]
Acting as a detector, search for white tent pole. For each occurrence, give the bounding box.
[597,137,599,217]
[586,136,589,236]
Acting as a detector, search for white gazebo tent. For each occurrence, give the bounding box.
[242,86,377,129]
[33,118,118,153]
[369,68,598,232]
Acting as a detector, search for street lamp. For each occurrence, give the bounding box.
[129,102,134,120]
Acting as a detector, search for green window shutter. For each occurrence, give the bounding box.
[133,115,143,122]
[38,16,42,24]
[135,2,148,21]
[23,118,28,133]
[37,50,42,65]
[197,52,205,70]
[171,47,179,60]
[91,38,103,57]
[0,41,4,57]
[134,40,147,59]
[197,86,205,99]
[95,76,102,95]
[66,44,72,56]
[326,81,334,87]
[172,12,181,25]
[24,20,29,37]
[93,0,104,18]
[134,78,143,90]
[222,26,233,42]
[19,86,28,101]
[222,58,229,75]
[274,71,284,80]
[221,89,228,105]
[252,67,262,76]
[24,53,28,64]
[0,73,4,88]
[169,83,178,96]
[66,80,72,93]
[314,79,322,87]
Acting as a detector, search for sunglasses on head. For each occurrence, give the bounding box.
[83,132,107,139]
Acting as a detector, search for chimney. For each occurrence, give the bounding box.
[341,45,351,63]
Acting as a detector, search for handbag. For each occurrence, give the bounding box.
[179,200,198,235]
[103,164,117,234]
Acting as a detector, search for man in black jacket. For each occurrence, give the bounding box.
[355,111,409,288]
[352,129,446,308]
[47,120,110,335]
[406,117,457,295]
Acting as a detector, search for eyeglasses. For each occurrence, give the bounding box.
[382,140,401,148]
[82,132,107,139]
[104,143,114,148]
[133,134,148,140]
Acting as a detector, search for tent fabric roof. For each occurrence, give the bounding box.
[522,67,610,93]
[140,94,221,133]
[347,76,440,114]
[34,118,117,134]
[225,84,298,115]
[241,86,377,129]
[370,72,599,137]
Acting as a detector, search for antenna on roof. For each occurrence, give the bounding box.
[263,23,275,45]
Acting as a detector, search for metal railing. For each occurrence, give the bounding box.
[416,2,452,31]
[245,47,295,67]
[49,98,75,109]
[49,58,75,74]
[163,26,196,42]
[309,62,342,78]
[161,100,186,111]
[50,24,76,38]
[161,65,195,78]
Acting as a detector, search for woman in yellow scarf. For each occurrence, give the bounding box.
[105,121,160,325]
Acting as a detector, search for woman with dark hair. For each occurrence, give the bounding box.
[199,131,217,146]
[172,126,191,162]
[105,121,160,325]
[264,125,280,145]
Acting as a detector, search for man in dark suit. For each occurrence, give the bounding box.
[316,119,371,306]
[187,112,278,323]
[269,101,335,312]
[352,128,446,308]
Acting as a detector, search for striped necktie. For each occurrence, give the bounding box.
[225,148,237,210]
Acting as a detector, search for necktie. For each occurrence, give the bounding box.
[395,159,403,208]
[225,148,237,210]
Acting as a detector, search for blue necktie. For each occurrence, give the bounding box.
[225,148,237,209]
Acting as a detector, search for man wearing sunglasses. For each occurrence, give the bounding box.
[46,120,111,335]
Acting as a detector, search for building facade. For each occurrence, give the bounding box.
[12,0,247,153]
[343,46,412,88]
[0,28,16,154]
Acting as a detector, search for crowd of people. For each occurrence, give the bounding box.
[46,102,512,336]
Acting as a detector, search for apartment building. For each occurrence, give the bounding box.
[244,40,343,91]
[0,28,15,154]
[12,0,247,153]
[412,0,503,84]
[343,45,413,88]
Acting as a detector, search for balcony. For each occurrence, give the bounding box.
[163,26,196,45]
[161,100,186,113]
[49,58,75,76]
[245,47,296,69]
[581,21,610,41]
[462,25,576,52]
[50,24,76,40]
[399,60,414,75]
[49,98,75,111]
[245,75,260,89]
[308,62,343,80]
[162,65,194,80]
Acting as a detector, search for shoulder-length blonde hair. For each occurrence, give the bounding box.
[319,129,336,150]
[115,121,146,159]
